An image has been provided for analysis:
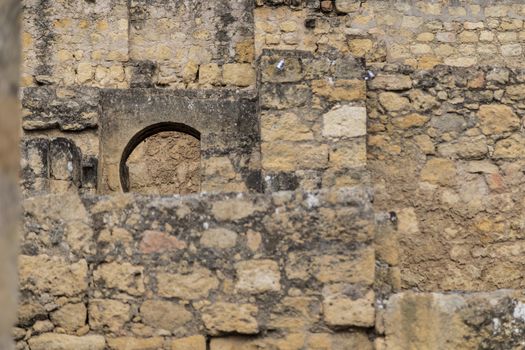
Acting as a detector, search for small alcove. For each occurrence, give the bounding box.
[120,122,201,195]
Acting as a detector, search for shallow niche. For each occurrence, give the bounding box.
[121,124,201,195]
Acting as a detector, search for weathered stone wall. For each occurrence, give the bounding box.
[16,0,525,348]
[16,187,376,349]
[0,0,20,349]
[367,64,525,291]
[255,0,525,68]
[259,49,368,192]
[22,0,255,89]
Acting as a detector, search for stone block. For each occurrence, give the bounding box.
[19,255,88,297]
[323,285,375,327]
[200,228,238,249]
[392,113,429,129]
[93,262,145,297]
[199,63,222,85]
[157,268,219,300]
[139,230,187,254]
[314,248,375,285]
[322,104,367,138]
[223,64,256,87]
[261,56,303,83]
[312,79,366,102]
[50,303,87,332]
[262,142,329,171]
[378,93,410,112]
[329,138,367,169]
[171,335,206,350]
[260,83,311,109]
[478,104,519,135]
[140,300,192,331]
[202,302,258,335]
[211,199,258,221]
[368,75,412,91]
[88,299,130,332]
[28,334,105,350]
[261,112,314,142]
[235,259,281,293]
[107,337,165,350]
[420,158,457,186]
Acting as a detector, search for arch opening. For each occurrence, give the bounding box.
[120,122,201,195]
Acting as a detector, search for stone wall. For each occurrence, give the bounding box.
[367,64,525,291]
[16,0,525,348]
[16,187,377,349]
[22,0,255,89]
[255,0,525,68]
[0,0,20,349]
[259,49,368,192]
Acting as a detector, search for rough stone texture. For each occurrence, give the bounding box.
[0,0,20,348]
[383,291,525,350]
[16,0,525,348]
[126,131,201,195]
[17,187,375,345]
[368,64,525,292]
[28,334,106,350]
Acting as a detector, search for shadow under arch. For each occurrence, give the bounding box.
[119,122,201,192]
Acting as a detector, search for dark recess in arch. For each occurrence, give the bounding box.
[119,122,201,193]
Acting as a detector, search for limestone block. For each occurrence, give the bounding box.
[329,138,367,169]
[202,302,258,335]
[322,104,367,138]
[32,320,54,334]
[478,104,519,135]
[322,285,375,327]
[420,158,457,186]
[93,262,145,296]
[348,38,373,57]
[261,142,329,171]
[392,113,429,129]
[139,300,192,331]
[368,75,412,91]
[200,228,238,249]
[222,64,256,87]
[89,299,130,332]
[268,297,321,330]
[312,79,366,102]
[199,63,222,85]
[314,248,375,285]
[28,334,105,350]
[211,199,257,221]
[382,292,474,349]
[77,62,93,83]
[17,302,47,327]
[378,93,410,112]
[107,337,164,350]
[139,230,187,254]
[171,335,206,350]
[50,303,87,332]
[444,57,477,67]
[235,259,281,293]
[157,268,219,300]
[261,56,303,83]
[494,134,525,160]
[261,112,313,142]
[260,83,310,109]
[19,255,88,296]
[506,85,525,100]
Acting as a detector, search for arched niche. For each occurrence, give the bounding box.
[120,122,201,194]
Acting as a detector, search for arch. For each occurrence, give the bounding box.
[119,122,201,193]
